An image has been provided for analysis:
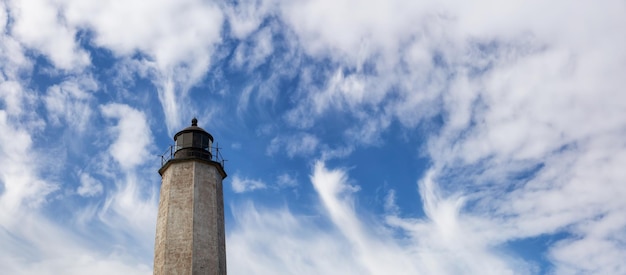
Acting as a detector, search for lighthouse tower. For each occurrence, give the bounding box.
[154,118,227,275]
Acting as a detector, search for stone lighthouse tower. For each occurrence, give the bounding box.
[154,118,227,275]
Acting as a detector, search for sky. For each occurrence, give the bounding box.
[1,0,625,274]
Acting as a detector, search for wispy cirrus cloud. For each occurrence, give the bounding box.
[77,172,103,197]
[0,0,624,274]
[225,0,626,273]
[44,77,98,133]
[229,161,535,274]
[231,174,268,193]
[13,0,227,133]
[0,73,148,275]
[266,132,319,158]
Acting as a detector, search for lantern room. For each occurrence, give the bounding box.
[173,118,213,161]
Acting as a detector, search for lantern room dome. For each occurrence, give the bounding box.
[174,118,214,141]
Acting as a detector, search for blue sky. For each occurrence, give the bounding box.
[1,0,626,274]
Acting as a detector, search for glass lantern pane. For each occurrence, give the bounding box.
[175,136,183,151]
[193,133,201,148]
[183,133,193,148]
[201,135,209,151]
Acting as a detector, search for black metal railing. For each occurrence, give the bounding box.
[159,144,226,168]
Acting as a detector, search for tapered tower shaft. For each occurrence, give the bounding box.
[154,119,227,275]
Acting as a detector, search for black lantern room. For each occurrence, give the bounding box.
[173,118,213,161]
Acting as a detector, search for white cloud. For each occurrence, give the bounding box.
[280,0,423,64]
[5,0,228,134]
[275,0,446,138]
[410,4,626,273]
[0,210,152,275]
[0,14,31,87]
[229,161,531,275]
[310,162,425,274]
[44,78,97,132]
[64,0,223,70]
[0,75,150,275]
[0,114,55,216]
[0,2,6,30]
[548,211,626,274]
[0,26,34,119]
[0,80,31,116]
[1,0,624,273]
[0,80,53,220]
[232,26,275,70]
[61,0,225,134]
[96,104,158,249]
[77,173,103,197]
[319,145,355,161]
[231,174,267,193]
[383,189,399,215]
[236,2,626,271]
[276,173,297,188]
[98,172,158,248]
[344,113,392,146]
[224,0,275,39]
[267,132,319,158]
[228,203,363,275]
[100,103,152,171]
[8,0,89,69]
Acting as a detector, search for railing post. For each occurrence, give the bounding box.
[159,145,177,167]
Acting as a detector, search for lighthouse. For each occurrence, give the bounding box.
[154,118,227,275]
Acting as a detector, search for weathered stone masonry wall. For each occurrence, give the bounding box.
[154,160,226,275]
